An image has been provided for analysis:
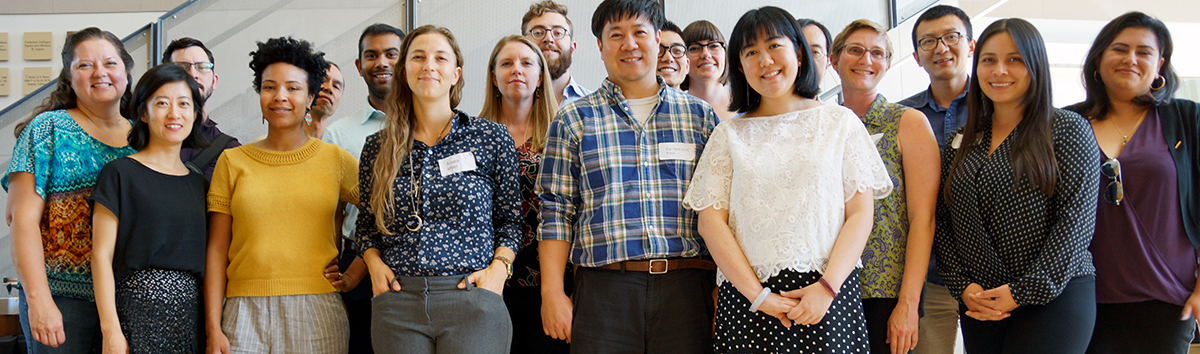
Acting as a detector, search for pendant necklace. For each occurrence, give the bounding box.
[404,117,454,232]
[1110,112,1147,148]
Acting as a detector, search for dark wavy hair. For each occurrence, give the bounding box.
[590,0,664,39]
[727,6,820,113]
[126,64,208,151]
[15,27,134,137]
[946,18,1058,202]
[248,37,327,98]
[1076,11,1177,120]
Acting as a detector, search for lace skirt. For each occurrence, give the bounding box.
[116,268,200,353]
[714,269,869,353]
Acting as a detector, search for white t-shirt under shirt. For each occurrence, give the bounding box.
[627,95,661,126]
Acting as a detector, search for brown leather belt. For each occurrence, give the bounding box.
[593,258,718,274]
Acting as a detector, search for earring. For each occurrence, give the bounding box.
[1151,75,1166,91]
[262,116,266,124]
[1093,71,1102,83]
[535,89,542,98]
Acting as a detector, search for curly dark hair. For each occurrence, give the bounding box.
[248,37,327,97]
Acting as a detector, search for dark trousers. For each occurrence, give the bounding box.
[1087,300,1195,354]
[340,241,374,354]
[571,266,716,354]
[504,285,569,354]
[960,275,1096,354]
[863,298,909,354]
[19,289,100,353]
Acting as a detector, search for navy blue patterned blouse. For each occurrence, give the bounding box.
[356,111,523,276]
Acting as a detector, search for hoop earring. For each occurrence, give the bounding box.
[1151,75,1166,91]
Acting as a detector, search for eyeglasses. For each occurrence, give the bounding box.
[841,44,889,61]
[172,61,215,73]
[686,41,725,57]
[660,44,687,59]
[811,50,827,61]
[1101,158,1123,205]
[527,26,569,41]
[917,32,964,51]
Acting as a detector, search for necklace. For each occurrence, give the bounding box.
[404,116,454,232]
[1109,112,1147,147]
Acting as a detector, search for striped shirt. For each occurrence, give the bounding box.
[537,77,719,267]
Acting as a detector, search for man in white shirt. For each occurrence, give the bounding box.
[522,0,591,106]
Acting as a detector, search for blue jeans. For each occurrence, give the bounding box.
[18,288,100,353]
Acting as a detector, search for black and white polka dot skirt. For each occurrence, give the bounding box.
[714,269,869,353]
[116,268,200,353]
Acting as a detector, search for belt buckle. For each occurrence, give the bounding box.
[648,259,669,274]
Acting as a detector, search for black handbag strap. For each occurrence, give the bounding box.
[186,133,233,174]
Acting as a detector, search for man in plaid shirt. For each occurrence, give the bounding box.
[535,0,721,352]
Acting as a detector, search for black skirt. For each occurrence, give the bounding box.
[715,269,869,353]
[116,268,200,353]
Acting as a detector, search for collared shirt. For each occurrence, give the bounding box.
[560,75,591,108]
[899,85,969,148]
[179,117,242,182]
[324,103,388,240]
[538,76,719,267]
[356,111,522,276]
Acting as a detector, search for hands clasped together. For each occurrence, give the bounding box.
[962,283,1019,321]
[755,282,837,328]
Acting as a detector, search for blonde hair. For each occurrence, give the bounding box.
[831,19,894,65]
[370,25,464,235]
[479,35,558,152]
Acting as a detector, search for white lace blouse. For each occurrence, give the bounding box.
[683,105,893,283]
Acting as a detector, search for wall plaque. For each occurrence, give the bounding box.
[0,68,9,96]
[0,33,9,61]
[23,32,53,61]
[23,67,52,95]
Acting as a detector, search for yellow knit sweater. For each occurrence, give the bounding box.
[208,138,359,297]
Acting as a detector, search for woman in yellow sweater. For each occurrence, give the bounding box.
[203,37,359,354]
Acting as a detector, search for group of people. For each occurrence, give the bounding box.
[1,0,1196,353]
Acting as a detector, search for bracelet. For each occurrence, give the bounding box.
[818,278,838,298]
[748,287,772,313]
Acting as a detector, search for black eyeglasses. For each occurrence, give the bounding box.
[172,61,215,73]
[1101,158,1123,205]
[917,32,964,51]
[686,41,725,57]
[527,26,569,41]
[659,44,686,59]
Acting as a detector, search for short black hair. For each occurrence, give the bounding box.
[795,18,832,51]
[358,23,406,59]
[590,0,664,39]
[910,5,973,50]
[728,6,820,113]
[662,20,682,35]
[325,60,339,70]
[162,37,215,64]
[126,64,208,151]
[248,37,327,97]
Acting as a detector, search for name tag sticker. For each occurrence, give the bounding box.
[870,133,884,144]
[438,152,477,177]
[658,142,695,161]
[951,134,964,149]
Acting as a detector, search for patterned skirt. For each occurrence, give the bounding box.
[715,269,869,353]
[116,268,200,353]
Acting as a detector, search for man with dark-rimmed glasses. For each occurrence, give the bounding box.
[163,37,242,182]
[522,0,592,106]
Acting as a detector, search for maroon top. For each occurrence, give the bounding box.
[1092,107,1198,305]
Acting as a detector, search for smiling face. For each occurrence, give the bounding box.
[687,39,725,83]
[357,33,403,102]
[144,81,196,146]
[493,41,545,101]
[168,46,218,99]
[657,30,690,89]
[801,24,829,82]
[598,15,660,92]
[976,32,1030,111]
[832,28,890,93]
[311,65,344,118]
[739,31,800,101]
[69,39,129,108]
[404,33,462,101]
[1098,27,1163,101]
[913,15,974,82]
[526,12,576,79]
[259,62,313,129]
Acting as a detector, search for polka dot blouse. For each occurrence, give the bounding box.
[934,109,1100,306]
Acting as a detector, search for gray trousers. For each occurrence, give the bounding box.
[371,274,512,354]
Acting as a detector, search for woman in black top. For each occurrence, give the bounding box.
[935,18,1100,354]
[90,64,210,353]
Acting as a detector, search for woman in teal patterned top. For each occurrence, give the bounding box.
[832,20,941,354]
[2,28,136,352]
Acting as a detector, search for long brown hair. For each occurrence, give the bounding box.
[15,27,134,137]
[945,18,1058,202]
[370,25,464,235]
[478,35,558,152]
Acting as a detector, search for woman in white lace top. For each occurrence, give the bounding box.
[683,6,892,353]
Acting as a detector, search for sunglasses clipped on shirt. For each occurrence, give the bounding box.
[1101,158,1123,205]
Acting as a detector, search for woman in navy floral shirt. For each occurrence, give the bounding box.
[356,25,522,353]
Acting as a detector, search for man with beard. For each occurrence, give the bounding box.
[321,23,405,354]
[305,61,344,139]
[522,0,591,106]
[163,37,242,182]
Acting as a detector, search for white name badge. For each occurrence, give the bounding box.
[951,134,964,149]
[870,133,884,144]
[658,142,695,161]
[438,152,477,177]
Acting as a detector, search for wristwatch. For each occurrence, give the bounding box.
[493,255,513,279]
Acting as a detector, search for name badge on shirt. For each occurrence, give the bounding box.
[658,142,695,161]
[438,152,477,177]
[870,133,884,144]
